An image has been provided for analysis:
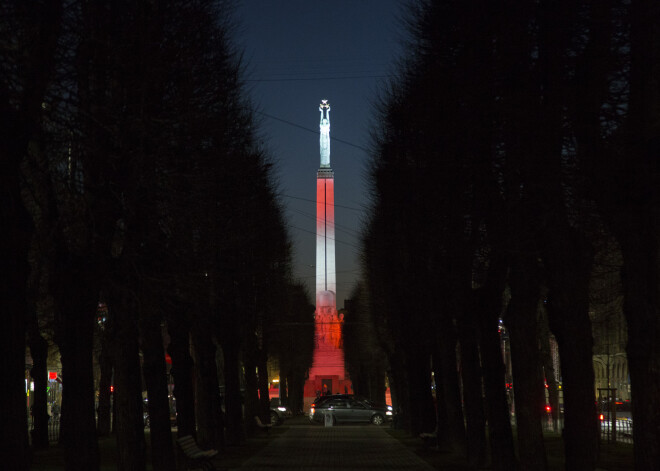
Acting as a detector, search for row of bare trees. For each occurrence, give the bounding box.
[345,1,659,470]
[1,1,314,470]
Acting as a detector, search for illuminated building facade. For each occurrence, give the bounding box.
[304,100,350,406]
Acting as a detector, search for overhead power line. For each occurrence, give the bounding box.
[280,193,365,213]
[255,111,370,153]
[285,223,362,253]
[246,74,393,83]
[288,206,362,238]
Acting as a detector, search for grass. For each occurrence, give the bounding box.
[30,426,286,470]
[31,435,123,470]
[385,428,474,470]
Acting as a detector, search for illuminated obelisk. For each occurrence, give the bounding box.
[315,100,336,299]
[304,100,350,407]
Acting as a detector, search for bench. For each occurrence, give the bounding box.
[419,430,438,449]
[176,435,218,470]
[254,415,273,433]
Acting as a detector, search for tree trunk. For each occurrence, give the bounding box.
[437,329,467,455]
[619,231,660,469]
[167,313,196,438]
[407,346,435,436]
[390,348,411,432]
[0,201,31,467]
[286,368,305,416]
[538,306,560,431]
[257,343,271,423]
[531,0,599,461]
[371,370,387,405]
[616,1,660,467]
[474,254,517,471]
[26,229,54,450]
[458,309,487,467]
[505,256,548,471]
[111,297,146,471]
[496,0,550,459]
[542,230,597,471]
[546,286,598,471]
[279,373,289,407]
[96,329,113,436]
[431,344,448,448]
[192,325,223,450]
[0,2,62,466]
[296,368,308,413]
[56,255,99,471]
[28,331,50,449]
[243,337,259,435]
[222,333,245,445]
[140,315,175,471]
[0,86,33,471]
[478,303,517,470]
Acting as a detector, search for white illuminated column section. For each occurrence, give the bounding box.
[316,100,336,299]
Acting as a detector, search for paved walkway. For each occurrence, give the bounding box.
[233,423,435,470]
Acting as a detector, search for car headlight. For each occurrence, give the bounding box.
[311,407,315,415]
[278,407,287,412]
[386,411,393,416]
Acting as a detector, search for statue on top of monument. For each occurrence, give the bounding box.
[319,99,331,168]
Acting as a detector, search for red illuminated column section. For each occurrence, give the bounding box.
[316,175,336,299]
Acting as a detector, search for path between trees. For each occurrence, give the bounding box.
[234,422,434,470]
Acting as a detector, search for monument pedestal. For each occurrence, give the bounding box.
[303,341,351,412]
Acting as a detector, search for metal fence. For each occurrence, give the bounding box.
[541,415,633,445]
[600,418,633,444]
[34,412,632,446]
[28,416,60,444]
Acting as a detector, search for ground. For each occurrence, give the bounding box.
[30,415,634,470]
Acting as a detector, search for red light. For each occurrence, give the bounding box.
[48,371,57,380]
[110,385,114,393]
[599,414,604,421]
[545,405,551,413]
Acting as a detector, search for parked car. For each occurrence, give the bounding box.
[270,397,292,425]
[310,393,352,410]
[309,394,392,425]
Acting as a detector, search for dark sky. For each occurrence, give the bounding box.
[233,1,406,306]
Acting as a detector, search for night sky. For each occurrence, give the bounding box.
[233,1,406,306]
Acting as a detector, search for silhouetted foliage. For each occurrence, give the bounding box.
[364,0,657,469]
[2,0,305,469]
